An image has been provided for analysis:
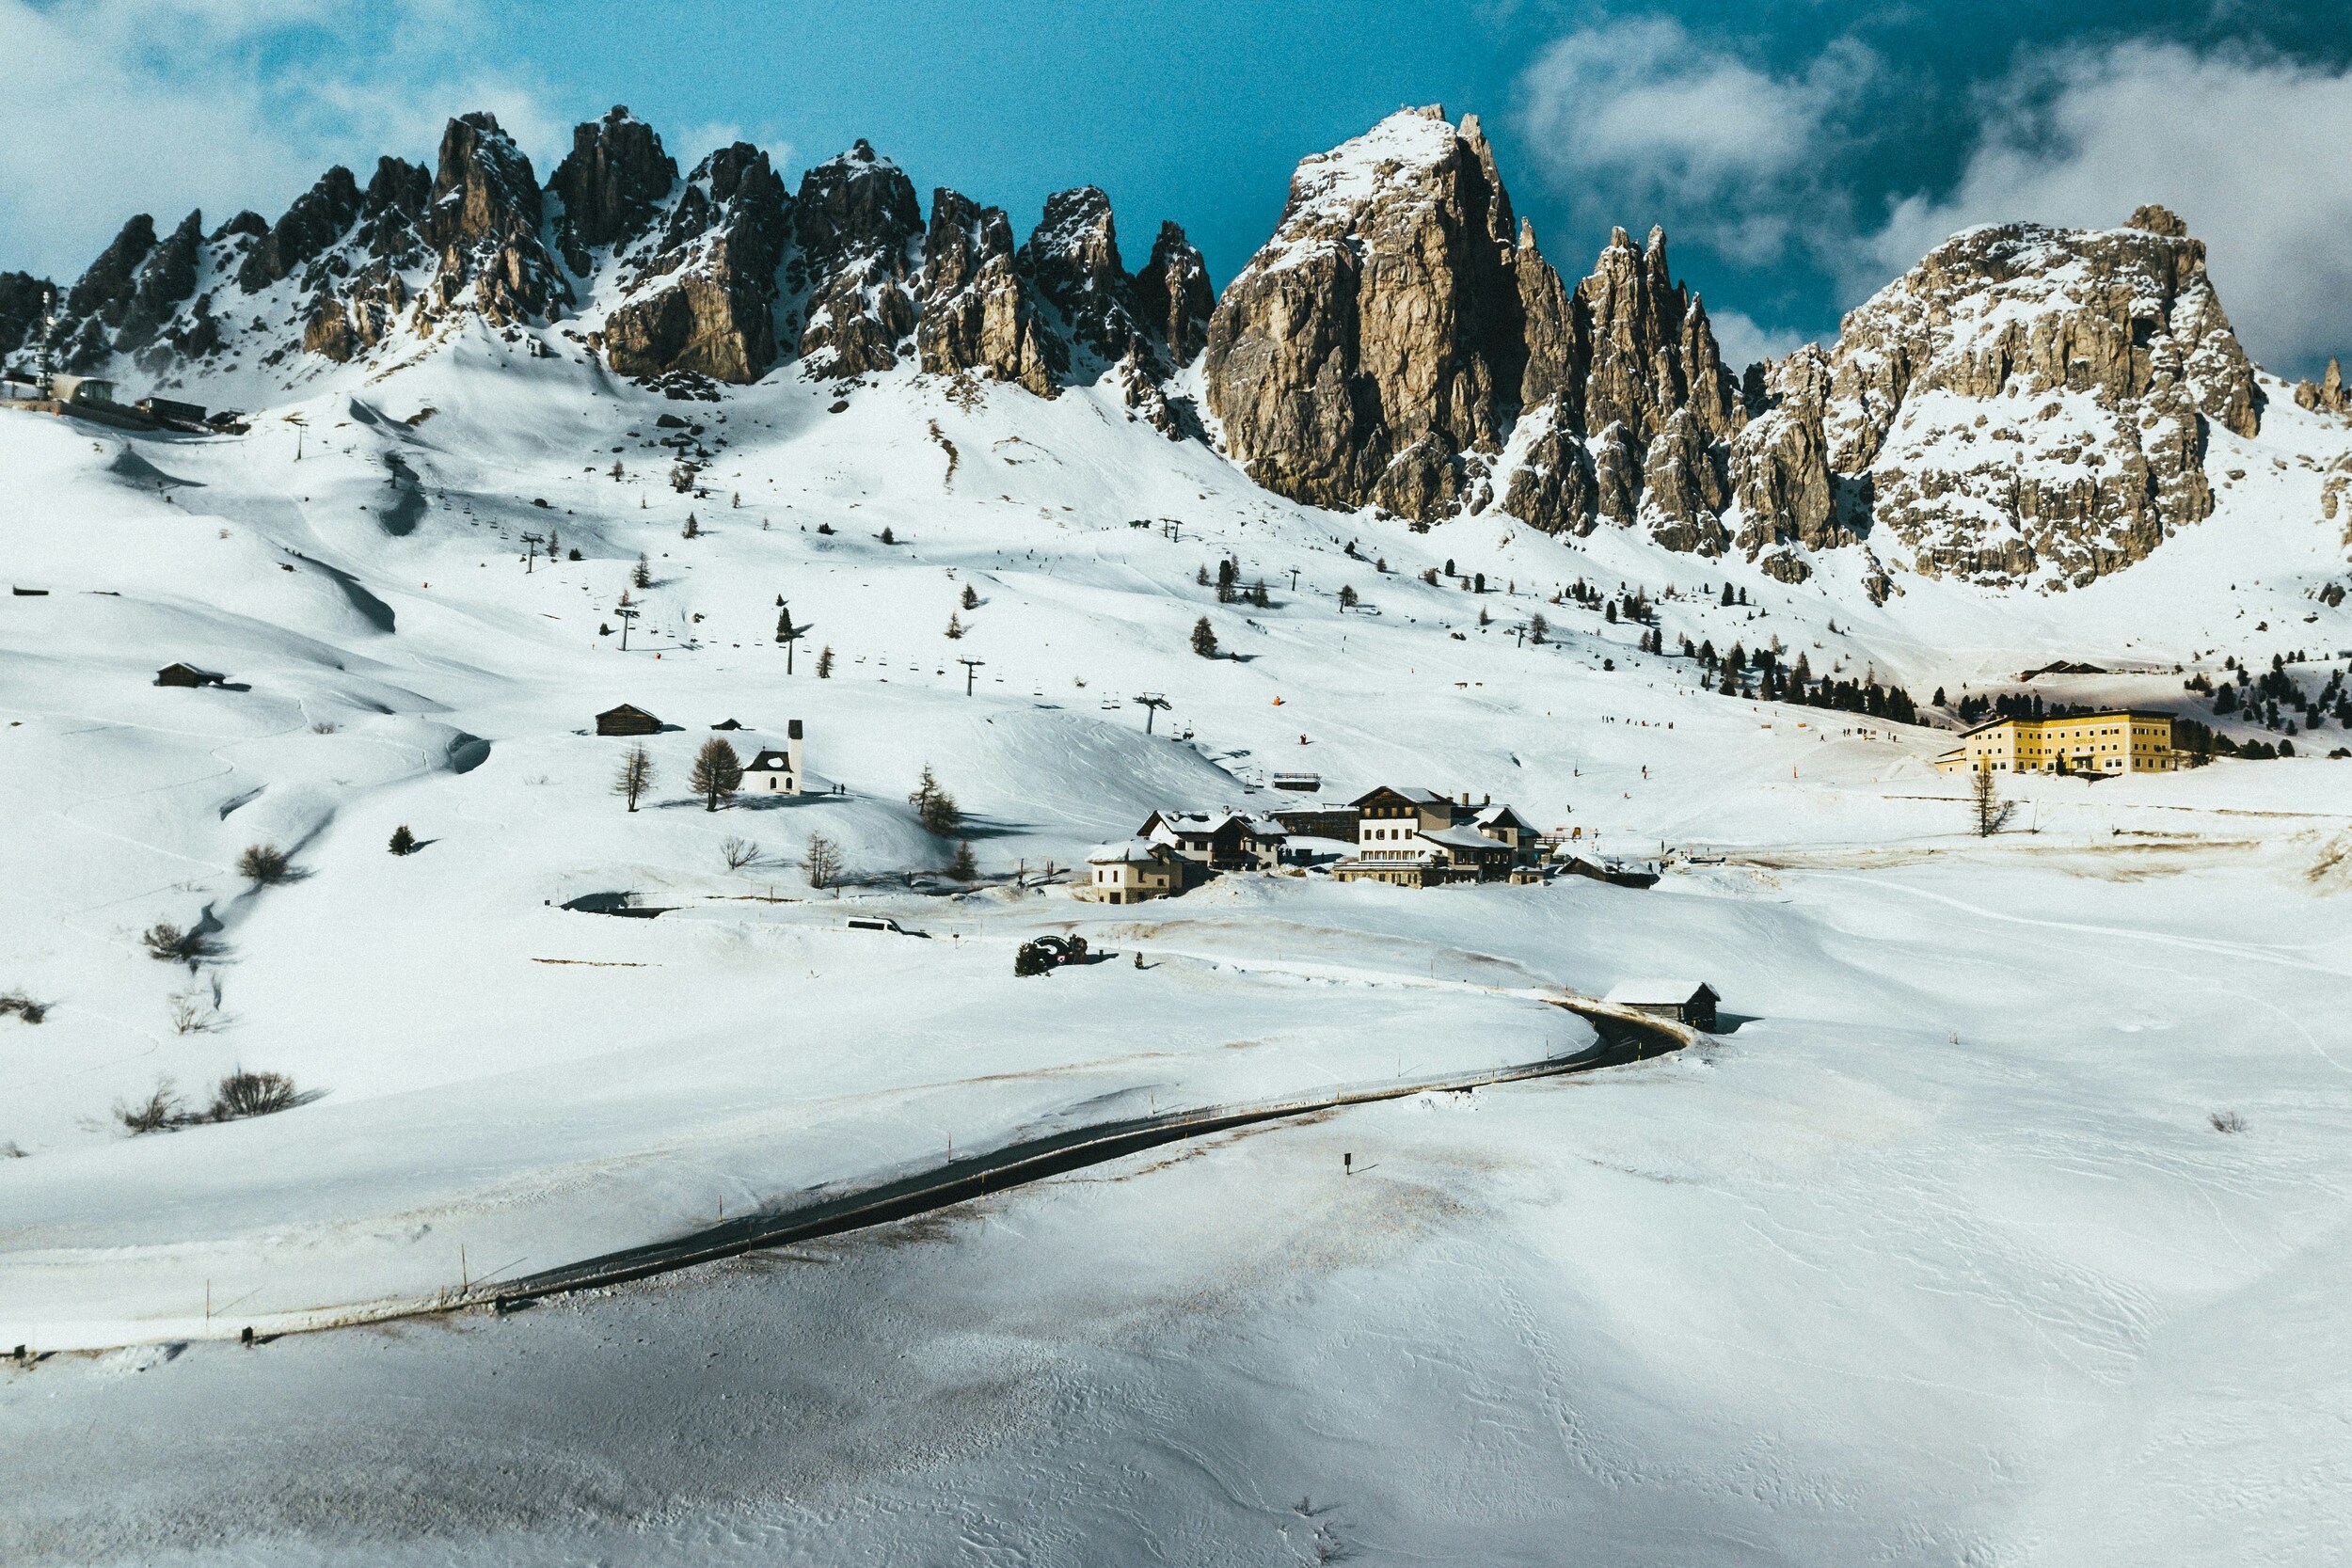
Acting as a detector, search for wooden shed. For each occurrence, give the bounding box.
[596,703,661,736]
[1600,979,1720,1032]
[154,662,223,689]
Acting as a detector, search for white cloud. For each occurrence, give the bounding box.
[0,0,554,281]
[1859,40,2352,373]
[1707,309,1812,374]
[1514,16,1875,268]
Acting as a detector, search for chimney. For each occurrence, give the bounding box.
[787,718,803,784]
[1483,793,1490,806]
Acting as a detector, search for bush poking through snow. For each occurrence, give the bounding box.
[141,922,215,964]
[0,990,45,1024]
[117,1079,185,1134]
[238,844,294,884]
[948,840,978,881]
[167,993,215,1035]
[2211,1109,2247,1133]
[388,824,417,856]
[209,1069,299,1121]
[720,835,759,871]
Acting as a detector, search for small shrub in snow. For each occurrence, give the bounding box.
[209,1069,299,1121]
[167,993,215,1035]
[117,1079,185,1135]
[720,835,759,872]
[310,721,338,735]
[142,922,214,963]
[389,824,417,856]
[2210,1110,2247,1134]
[238,844,294,884]
[0,990,45,1024]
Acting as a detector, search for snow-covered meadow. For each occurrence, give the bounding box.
[4,332,2349,1563]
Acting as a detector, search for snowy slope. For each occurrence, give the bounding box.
[4,311,2352,1562]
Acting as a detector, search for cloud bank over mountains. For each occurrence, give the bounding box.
[1514,17,2352,374]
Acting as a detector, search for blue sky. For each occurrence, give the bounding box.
[8,0,2352,372]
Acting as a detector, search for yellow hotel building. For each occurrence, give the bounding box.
[1931,710,2179,775]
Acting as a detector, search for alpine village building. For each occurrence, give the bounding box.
[1931,711,2179,775]
[1331,787,1534,888]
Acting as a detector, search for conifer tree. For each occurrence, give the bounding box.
[961,583,979,610]
[632,553,652,589]
[816,644,834,678]
[910,766,961,834]
[948,840,978,881]
[1191,616,1219,657]
[690,737,743,812]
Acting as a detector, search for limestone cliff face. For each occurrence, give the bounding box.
[788,140,922,377]
[1727,344,1838,572]
[600,142,789,385]
[1204,107,1535,521]
[1021,186,1152,367]
[1820,205,2259,585]
[1134,222,1214,368]
[417,113,569,326]
[915,187,1059,396]
[549,106,677,274]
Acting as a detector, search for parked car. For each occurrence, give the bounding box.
[845,915,926,936]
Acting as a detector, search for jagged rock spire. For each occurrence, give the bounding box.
[1133,221,1213,367]
[550,106,678,272]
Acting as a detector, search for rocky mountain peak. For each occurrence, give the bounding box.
[1820,209,2261,585]
[915,186,1058,397]
[236,167,362,293]
[550,105,678,273]
[1204,105,1533,520]
[1133,221,1213,367]
[600,141,790,386]
[419,112,568,325]
[1021,185,1145,366]
[790,140,923,376]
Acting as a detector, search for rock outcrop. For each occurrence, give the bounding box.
[0,270,51,361]
[417,113,569,326]
[915,187,1058,395]
[1204,107,1534,520]
[1022,186,1149,366]
[549,106,677,274]
[1727,344,1837,561]
[1818,205,2260,585]
[2296,357,2349,416]
[237,168,362,293]
[601,141,789,384]
[789,140,922,376]
[1133,222,1213,367]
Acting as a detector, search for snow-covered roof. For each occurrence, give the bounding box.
[1473,802,1530,827]
[1419,825,1500,852]
[1088,839,1165,864]
[1602,979,1717,1006]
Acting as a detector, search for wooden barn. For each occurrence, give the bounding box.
[1601,979,1720,1032]
[154,662,224,688]
[596,704,661,736]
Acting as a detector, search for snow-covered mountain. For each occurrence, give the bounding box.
[7,103,2348,633]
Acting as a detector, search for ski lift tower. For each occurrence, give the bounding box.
[1134,692,1170,735]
